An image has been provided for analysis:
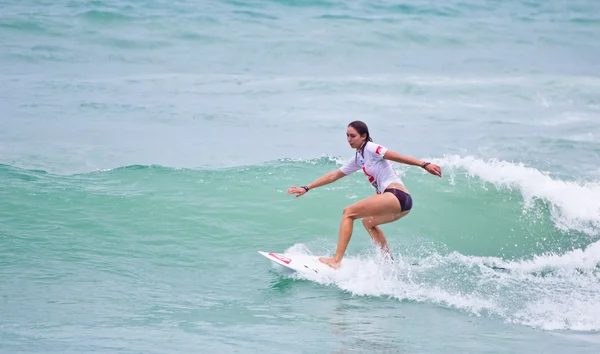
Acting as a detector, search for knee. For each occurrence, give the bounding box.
[342,207,359,220]
[362,217,373,229]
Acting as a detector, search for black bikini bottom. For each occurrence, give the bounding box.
[384,188,413,212]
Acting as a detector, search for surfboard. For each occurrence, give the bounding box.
[258,251,335,274]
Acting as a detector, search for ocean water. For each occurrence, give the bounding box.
[1,0,600,353]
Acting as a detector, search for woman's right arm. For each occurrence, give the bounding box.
[287,169,346,198]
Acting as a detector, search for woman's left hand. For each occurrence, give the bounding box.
[424,163,442,177]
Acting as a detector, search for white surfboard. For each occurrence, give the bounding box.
[258,251,336,275]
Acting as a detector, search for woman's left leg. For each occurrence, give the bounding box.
[362,210,410,257]
[319,192,402,269]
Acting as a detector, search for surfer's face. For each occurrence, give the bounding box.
[346,126,366,149]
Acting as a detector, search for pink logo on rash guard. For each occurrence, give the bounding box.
[362,167,375,183]
[375,145,383,155]
[362,167,380,193]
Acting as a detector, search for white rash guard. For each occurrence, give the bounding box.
[339,141,403,194]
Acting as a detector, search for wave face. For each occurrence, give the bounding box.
[2,157,599,336]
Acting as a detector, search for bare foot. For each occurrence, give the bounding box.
[379,247,394,261]
[383,250,394,262]
[319,257,341,269]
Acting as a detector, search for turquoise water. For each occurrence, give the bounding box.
[2,0,600,352]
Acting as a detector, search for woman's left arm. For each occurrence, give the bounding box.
[383,150,442,177]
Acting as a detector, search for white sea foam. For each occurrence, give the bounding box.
[284,241,600,331]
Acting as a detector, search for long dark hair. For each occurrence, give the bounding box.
[348,120,372,162]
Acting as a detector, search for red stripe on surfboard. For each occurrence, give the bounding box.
[269,252,292,264]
